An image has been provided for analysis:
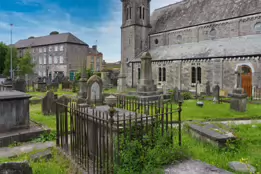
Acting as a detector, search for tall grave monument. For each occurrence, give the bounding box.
[230,67,248,112]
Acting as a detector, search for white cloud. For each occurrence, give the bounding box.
[0,0,182,63]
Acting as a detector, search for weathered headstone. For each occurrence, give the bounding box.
[230,88,248,112]
[62,76,71,89]
[56,95,69,113]
[86,75,103,105]
[13,78,26,92]
[0,162,32,174]
[37,77,47,92]
[173,87,179,103]
[213,84,220,103]
[3,78,13,90]
[229,161,256,173]
[42,91,55,115]
[196,81,201,97]
[206,81,211,96]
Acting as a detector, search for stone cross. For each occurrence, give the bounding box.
[235,67,243,88]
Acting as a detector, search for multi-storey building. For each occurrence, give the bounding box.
[87,45,103,72]
[15,32,90,80]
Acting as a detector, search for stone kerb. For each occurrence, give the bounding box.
[86,75,103,105]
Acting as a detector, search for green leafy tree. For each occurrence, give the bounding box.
[3,46,18,77]
[0,42,8,74]
[18,50,35,76]
[75,68,101,81]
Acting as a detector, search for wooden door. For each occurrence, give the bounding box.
[242,73,252,97]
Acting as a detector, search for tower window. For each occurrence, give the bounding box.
[154,39,159,44]
[143,7,145,19]
[129,7,132,19]
[158,67,162,81]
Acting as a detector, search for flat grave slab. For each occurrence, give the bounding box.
[187,122,236,147]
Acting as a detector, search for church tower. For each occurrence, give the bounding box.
[121,0,151,64]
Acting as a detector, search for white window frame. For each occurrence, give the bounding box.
[55,45,58,51]
[39,56,42,64]
[54,56,58,64]
[39,48,42,53]
[48,56,52,65]
[43,57,46,64]
[60,56,64,64]
[60,45,64,51]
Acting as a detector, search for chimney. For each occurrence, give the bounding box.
[92,45,97,51]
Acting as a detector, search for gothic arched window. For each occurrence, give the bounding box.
[197,67,201,83]
[191,64,202,86]
[254,22,261,34]
[126,5,131,20]
[162,67,166,81]
[143,7,145,19]
[177,35,182,44]
[191,67,196,84]
[209,28,217,40]
[158,67,162,81]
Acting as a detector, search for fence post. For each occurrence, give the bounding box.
[178,101,182,146]
[56,102,60,146]
[108,106,115,174]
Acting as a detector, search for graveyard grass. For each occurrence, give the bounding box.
[182,123,261,173]
[0,148,73,174]
[176,100,261,121]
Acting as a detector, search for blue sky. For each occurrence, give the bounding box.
[0,0,180,62]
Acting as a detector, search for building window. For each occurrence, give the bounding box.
[39,48,42,53]
[54,56,58,64]
[49,46,52,51]
[55,46,58,51]
[254,22,261,34]
[191,64,201,86]
[138,68,141,79]
[139,7,142,19]
[43,47,46,52]
[158,67,166,82]
[209,28,217,40]
[48,56,52,64]
[60,56,64,64]
[43,57,46,64]
[154,39,159,44]
[60,45,64,51]
[39,56,42,64]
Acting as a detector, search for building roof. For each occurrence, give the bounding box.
[150,0,261,34]
[15,32,88,48]
[134,35,261,61]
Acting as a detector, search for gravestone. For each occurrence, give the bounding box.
[56,95,69,114]
[162,83,167,94]
[42,91,55,115]
[3,78,13,90]
[13,78,26,92]
[173,87,179,103]
[62,76,71,89]
[37,77,47,92]
[196,81,201,97]
[206,81,211,96]
[0,162,32,174]
[213,84,220,103]
[86,75,103,105]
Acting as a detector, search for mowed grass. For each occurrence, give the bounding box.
[179,100,261,121]
[0,148,73,174]
[182,123,261,173]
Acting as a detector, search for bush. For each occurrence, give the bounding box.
[182,92,193,100]
[114,128,189,174]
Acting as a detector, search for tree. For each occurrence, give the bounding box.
[0,42,8,74]
[3,46,18,77]
[18,50,35,76]
[75,68,101,81]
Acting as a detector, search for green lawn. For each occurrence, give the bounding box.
[178,100,261,121]
[27,90,76,98]
[0,148,73,174]
[30,104,56,130]
[182,123,261,173]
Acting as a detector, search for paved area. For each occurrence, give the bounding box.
[165,160,233,174]
[0,141,55,158]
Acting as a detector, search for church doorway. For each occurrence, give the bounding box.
[241,65,252,97]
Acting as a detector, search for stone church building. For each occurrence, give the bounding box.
[121,0,261,97]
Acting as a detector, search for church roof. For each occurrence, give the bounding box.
[150,0,261,34]
[133,35,261,61]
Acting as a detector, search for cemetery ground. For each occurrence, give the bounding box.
[1,88,260,173]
